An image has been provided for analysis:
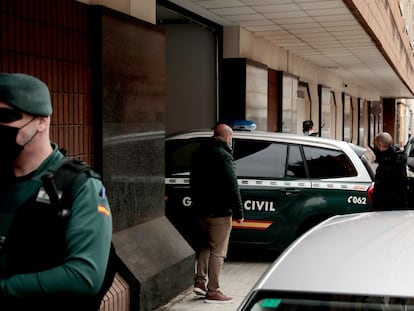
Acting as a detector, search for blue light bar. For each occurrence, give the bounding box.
[221,119,257,131]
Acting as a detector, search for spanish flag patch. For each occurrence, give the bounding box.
[97,205,110,217]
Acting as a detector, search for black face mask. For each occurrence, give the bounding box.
[0,124,23,183]
[0,118,37,183]
[0,124,24,161]
[1,116,38,158]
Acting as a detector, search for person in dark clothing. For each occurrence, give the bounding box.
[190,123,244,304]
[303,120,318,136]
[0,73,112,311]
[372,132,408,211]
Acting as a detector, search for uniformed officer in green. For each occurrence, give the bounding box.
[0,73,112,310]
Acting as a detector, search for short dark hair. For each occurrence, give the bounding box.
[303,120,313,132]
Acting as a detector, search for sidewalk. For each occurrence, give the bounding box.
[155,260,272,311]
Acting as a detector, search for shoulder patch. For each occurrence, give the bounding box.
[97,205,110,217]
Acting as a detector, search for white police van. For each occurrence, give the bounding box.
[165,126,375,251]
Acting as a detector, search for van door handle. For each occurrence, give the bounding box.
[281,188,300,195]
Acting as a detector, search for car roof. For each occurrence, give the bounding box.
[254,211,414,297]
[166,129,358,150]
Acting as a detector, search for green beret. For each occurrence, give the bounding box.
[0,73,52,116]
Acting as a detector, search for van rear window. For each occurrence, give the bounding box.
[303,146,357,178]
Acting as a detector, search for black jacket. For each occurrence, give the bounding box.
[373,145,408,210]
[190,137,243,219]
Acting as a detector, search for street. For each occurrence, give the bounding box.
[155,250,275,311]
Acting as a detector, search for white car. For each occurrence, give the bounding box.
[237,211,414,310]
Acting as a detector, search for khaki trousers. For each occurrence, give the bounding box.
[194,215,232,294]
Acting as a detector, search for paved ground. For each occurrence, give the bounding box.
[155,257,273,311]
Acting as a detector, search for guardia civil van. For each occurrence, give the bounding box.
[165,129,376,252]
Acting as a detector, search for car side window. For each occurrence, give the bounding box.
[233,139,287,178]
[165,138,208,176]
[303,146,357,178]
[409,147,414,157]
[287,145,307,178]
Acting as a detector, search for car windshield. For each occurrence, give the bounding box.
[244,291,414,311]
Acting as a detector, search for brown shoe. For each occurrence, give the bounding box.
[193,282,207,296]
[205,291,234,304]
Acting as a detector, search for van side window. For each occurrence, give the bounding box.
[303,146,357,178]
[233,139,287,178]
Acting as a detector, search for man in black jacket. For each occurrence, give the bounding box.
[190,123,244,304]
[372,132,408,211]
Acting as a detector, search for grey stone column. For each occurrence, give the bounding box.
[92,7,195,311]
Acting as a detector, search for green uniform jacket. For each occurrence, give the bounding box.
[0,144,112,309]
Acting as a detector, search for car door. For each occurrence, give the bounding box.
[231,138,312,250]
[165,137,209,249]
[301,145,372,230]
